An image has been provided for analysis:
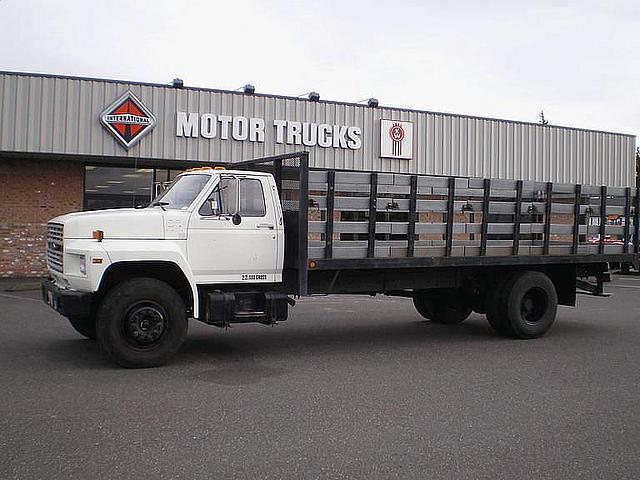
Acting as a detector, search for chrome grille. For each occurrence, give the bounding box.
[46,223,64,273]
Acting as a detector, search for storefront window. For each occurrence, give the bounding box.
[153,169,184,198]
[84,166,183,211]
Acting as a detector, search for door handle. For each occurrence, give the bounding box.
[257,223,275,229]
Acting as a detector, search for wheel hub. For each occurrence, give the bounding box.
[520,288,547,324]
[125,304,166,346]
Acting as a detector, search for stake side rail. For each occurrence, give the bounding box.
[232,153,639,285]
[305,166,638,266]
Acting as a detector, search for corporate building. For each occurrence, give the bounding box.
[0,71,635,277]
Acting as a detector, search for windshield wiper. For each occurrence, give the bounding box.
[148,200,169,211]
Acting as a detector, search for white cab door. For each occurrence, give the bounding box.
[187,175,279,284]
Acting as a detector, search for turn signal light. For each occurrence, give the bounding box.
[92,230,104,242]
[185,166,225,172]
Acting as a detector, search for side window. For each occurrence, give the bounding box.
[240,178,266,217]
[198,177,266,217]
[199,177,238,216]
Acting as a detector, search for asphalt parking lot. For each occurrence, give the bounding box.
[1,276,640,480]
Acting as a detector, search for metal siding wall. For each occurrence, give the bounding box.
[0,72,636,186]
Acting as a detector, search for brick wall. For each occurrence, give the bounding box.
[0,158,84,278]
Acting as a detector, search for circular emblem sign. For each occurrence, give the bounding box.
[389,124,405,142]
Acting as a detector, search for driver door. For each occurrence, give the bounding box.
[187,175,279,284]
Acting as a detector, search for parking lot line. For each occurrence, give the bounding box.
[0,292,41,303]
[610,284,640,290]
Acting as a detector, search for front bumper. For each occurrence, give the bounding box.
[41,279,93,318]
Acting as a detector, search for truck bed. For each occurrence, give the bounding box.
[236,152,639,295]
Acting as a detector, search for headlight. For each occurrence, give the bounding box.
[65,253,87,276]
[79,255,86,275]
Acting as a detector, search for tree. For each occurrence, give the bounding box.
[637,146,640,187]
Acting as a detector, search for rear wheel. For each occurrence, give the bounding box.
[413,291,472,324]
[486,276,514,336]
[96,278,188,368]
[67,315,96,340]
[487,271,558,339]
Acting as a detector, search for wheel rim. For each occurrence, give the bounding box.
[520,287,548,324]
[123,301,167,348]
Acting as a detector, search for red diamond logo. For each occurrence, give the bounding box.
[100,91,156,149]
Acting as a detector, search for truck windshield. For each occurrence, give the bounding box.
[150,174,211,210]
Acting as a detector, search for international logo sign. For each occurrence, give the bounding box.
[100,91,156,149]
[380,119,413,159]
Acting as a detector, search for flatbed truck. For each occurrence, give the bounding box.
[42,152,640,367]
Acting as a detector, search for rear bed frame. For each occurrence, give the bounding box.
[235,151,639,296]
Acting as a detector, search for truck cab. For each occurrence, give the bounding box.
[42,167,289,367]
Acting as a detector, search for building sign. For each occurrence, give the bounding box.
[175,112,362,150]
[100,91,156,149]
[380,119,413,159]
[100,93,362,150]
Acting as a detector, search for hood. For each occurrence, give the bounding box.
[51,208,165,240]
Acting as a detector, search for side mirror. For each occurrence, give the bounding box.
[216,176,241,216]
[232,213,242,225]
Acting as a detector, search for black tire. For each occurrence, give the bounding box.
[489,271,558,339]
[67,315,97,340]
[485,275,516,336]
[413,291,472,324]
[413,294,433,319]
[96,278,188,368]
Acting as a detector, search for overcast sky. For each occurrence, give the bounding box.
[1,0,638,139]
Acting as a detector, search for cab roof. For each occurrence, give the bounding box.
[180,167,271,177]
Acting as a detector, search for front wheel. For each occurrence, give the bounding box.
[413,291,472,324]
[96,278,188,368]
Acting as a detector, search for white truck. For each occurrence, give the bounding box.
[42,152,639,368]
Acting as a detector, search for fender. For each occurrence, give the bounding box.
[97,239,200,318]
